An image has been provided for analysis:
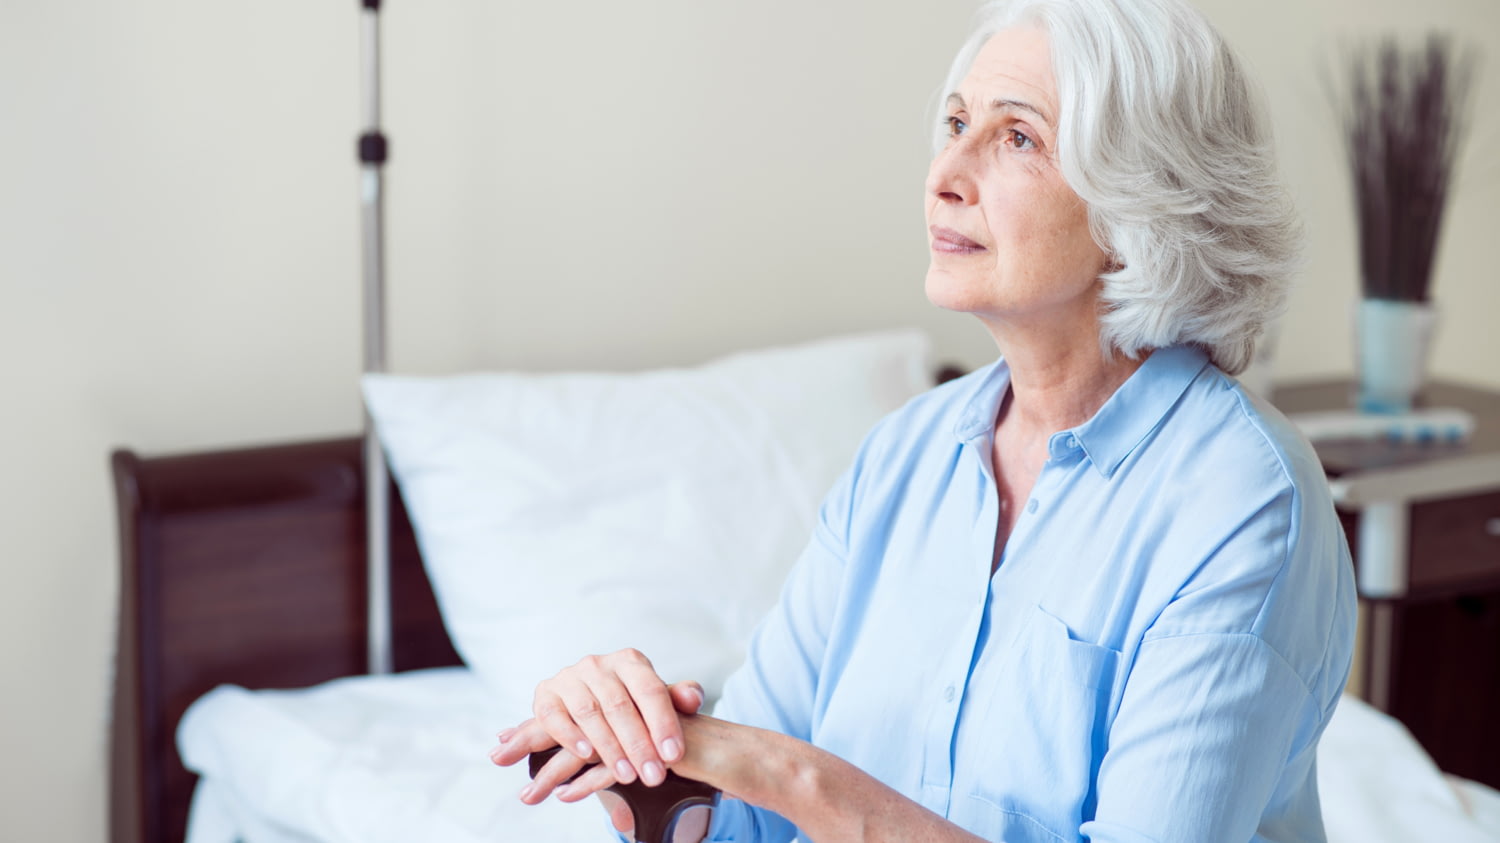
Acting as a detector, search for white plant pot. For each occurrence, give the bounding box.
[1355,298,1437,413]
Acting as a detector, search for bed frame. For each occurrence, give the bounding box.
[109,437,462,843]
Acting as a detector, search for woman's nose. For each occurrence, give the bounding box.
[925,146,975,205]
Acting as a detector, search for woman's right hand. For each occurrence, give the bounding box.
[489,648,705,805]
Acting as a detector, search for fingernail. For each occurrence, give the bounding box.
[497,728,516,744]
[574,740,592,759]
[554,783,572,799]
[642,761,665,787]
[660,737,682,762]
[519,784,535,803]
[615,759,637,783]
[488,746,504,764]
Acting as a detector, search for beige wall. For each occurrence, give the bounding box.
[1,1,1495,840]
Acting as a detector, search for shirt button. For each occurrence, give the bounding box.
[1027,498,1038,514]
[943,684,956,702]
[1065,435,1078,449]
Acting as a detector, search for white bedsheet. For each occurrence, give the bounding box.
[1316,690,1500,842]
[178,668,613,843]
[178,668,1500,842]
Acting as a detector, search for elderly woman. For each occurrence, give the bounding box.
[492,0,1357,839]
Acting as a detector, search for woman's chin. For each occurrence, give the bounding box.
[924,271,989,314]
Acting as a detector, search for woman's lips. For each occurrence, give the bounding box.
[929,225,986,254]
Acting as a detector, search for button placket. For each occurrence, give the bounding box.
[919,603,985,798]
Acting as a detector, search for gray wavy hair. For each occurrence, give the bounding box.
[937,0,1302,375]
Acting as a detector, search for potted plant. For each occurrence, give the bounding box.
[1331,35,1477,413]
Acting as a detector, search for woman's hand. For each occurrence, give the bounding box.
[488,648,704,806]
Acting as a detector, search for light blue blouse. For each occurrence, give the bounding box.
[705,345,1357,842]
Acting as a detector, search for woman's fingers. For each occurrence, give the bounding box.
[552,671,640,783]
[667,680,706,715]
[513,649,701,798]
[612,657,684,777]
[548,649,679,786]
[520,744,588,805]
[489,718,554,767]
[534,681,609,766]
[554,762,620,803]
[583,669,670,785]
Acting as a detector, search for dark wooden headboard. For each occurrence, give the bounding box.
[109,437,462,843]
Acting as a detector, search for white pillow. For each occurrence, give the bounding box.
[362,330,933,717]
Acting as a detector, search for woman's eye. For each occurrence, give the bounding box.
[945,116,968,137]
[1007,129,1036,150]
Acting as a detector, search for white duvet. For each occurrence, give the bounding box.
[178,667,1500,843]
[179,669,609,843]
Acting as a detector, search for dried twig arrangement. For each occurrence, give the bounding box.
[1330,35,1478,302]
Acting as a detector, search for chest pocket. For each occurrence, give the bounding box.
[960,604,1120,842]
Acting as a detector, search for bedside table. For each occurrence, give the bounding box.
[1274,379,1500,789]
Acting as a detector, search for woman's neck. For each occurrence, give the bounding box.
[990,330,1146,438]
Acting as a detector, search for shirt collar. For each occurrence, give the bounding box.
[1073,345,1210,477]
[952,356,1012,446]
[952,345,1211,478]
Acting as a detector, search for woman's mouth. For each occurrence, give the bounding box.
[929,226,986,255]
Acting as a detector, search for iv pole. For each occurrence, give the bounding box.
[359,0,393,675]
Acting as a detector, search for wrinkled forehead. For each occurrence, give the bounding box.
[949,26,1060,128]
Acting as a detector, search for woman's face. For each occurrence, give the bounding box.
[924,26,1108,335]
